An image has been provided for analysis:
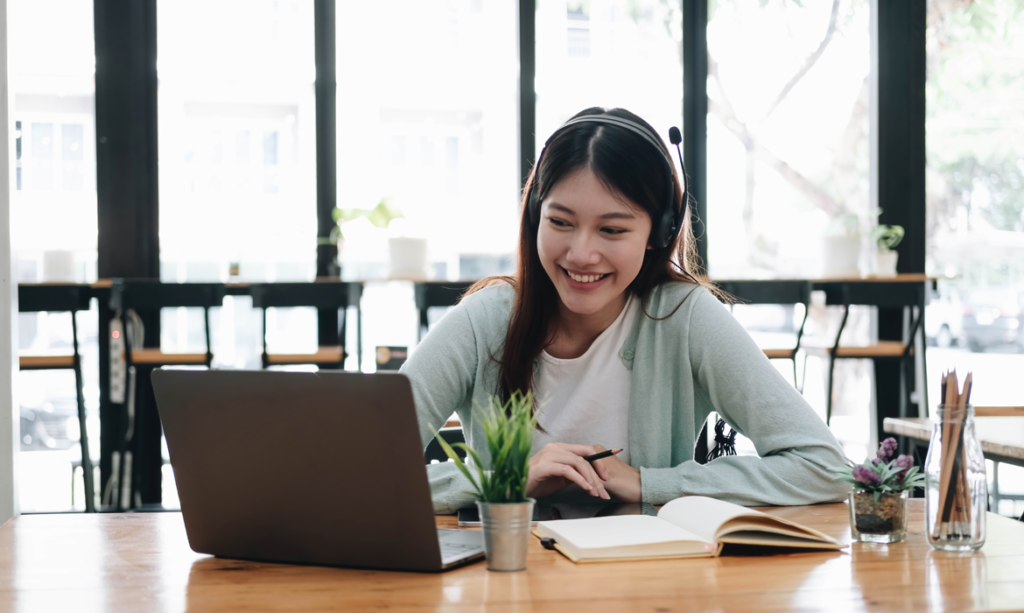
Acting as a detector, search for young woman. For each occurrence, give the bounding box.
[402,108,849,513]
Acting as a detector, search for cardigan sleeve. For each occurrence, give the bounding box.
[400,290,485,514]
[640,288,852,506]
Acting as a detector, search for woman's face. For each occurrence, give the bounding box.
[537,168,652,322]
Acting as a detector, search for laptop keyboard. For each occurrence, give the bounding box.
[437,529,484,563]
[440,541,480,556]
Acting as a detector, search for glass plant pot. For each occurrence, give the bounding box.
[849,490,908,543]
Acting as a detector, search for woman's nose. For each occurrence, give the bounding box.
[565,231,601,265]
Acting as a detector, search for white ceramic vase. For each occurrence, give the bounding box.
[387,237,428,281]
[42,250,76,282]
[821,236,861,278]
[876,250,899,276]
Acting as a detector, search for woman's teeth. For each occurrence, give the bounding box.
[567,271,606,283]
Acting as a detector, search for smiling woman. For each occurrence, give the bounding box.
[401,108,851,513]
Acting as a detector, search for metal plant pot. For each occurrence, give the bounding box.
[477,499,535,571]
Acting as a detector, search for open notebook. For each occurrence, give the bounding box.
[533,496,846,563]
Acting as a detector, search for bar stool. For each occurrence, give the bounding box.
[18,283,96,512]
[805,281,926,426]
[109,280,226,509]
[250,282,362,369]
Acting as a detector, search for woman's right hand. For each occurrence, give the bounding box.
[526,443,611,500]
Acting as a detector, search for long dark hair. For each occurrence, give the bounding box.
[468,107,718,405]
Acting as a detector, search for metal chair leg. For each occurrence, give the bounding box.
[71,312,95,512]
[826,306,850,426]
[800,352,808,395]
[826,355,836,425]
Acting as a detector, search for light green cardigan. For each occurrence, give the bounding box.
[401,282,851,514]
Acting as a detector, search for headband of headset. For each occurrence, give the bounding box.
[526,114,687,250]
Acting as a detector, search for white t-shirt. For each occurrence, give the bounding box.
[531,296,638,465]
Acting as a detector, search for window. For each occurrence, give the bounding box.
[536,0,684,157]
[158,0,318,371]
[336,0,520,284]
[706,0,871,280]
[9,0,99,512]
[158,0,317,287]
[9,0,98,282]
[336,0,520,364]
[925,0,1024,518]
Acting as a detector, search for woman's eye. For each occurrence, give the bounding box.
[548,218,570,227]
[602,227,626,235]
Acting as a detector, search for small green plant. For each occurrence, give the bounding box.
[834,437,925,502]
[317,198,403,246]
[434,391,538,503]
[870,224,905,252]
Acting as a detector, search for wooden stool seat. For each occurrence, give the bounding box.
[130,349,209,365]
[802,340,907,359]
[266,346,344,365]
[762,348,796,359]
[19,355,76,369]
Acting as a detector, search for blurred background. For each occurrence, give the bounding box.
[9,0,1023,517]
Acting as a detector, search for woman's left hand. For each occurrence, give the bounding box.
[588,445,642,503]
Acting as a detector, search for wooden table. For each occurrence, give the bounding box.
[2,501,1023,612]
[884,416,1024,468]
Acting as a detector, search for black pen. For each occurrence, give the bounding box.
[583,448,622,462]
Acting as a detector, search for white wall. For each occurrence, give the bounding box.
[0,0,20,525]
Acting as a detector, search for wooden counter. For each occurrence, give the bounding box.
[2,500,1023,612]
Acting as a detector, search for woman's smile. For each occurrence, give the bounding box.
[562,267,612,288]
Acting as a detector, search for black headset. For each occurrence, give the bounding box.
[526,114,688,250]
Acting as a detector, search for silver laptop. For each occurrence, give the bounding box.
[151,368,484,572]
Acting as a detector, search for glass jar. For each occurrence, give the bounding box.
[924,404,987,551]
[849,489,908,543]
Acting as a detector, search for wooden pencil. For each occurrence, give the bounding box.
[935,372,959,538]
[940,373,972,537]
[958,376,974,528]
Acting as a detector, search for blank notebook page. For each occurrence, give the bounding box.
[540,515,712,549]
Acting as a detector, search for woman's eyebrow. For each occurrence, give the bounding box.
[547,202,637,220]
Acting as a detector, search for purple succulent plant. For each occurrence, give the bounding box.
[892,454,914,483]
[853,466,881,486]
[876,437,898,463]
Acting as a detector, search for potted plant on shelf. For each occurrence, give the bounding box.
[435,391,538,571]
[319,198,404,278]
[870,223,904,276]
[835,437,925,543]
